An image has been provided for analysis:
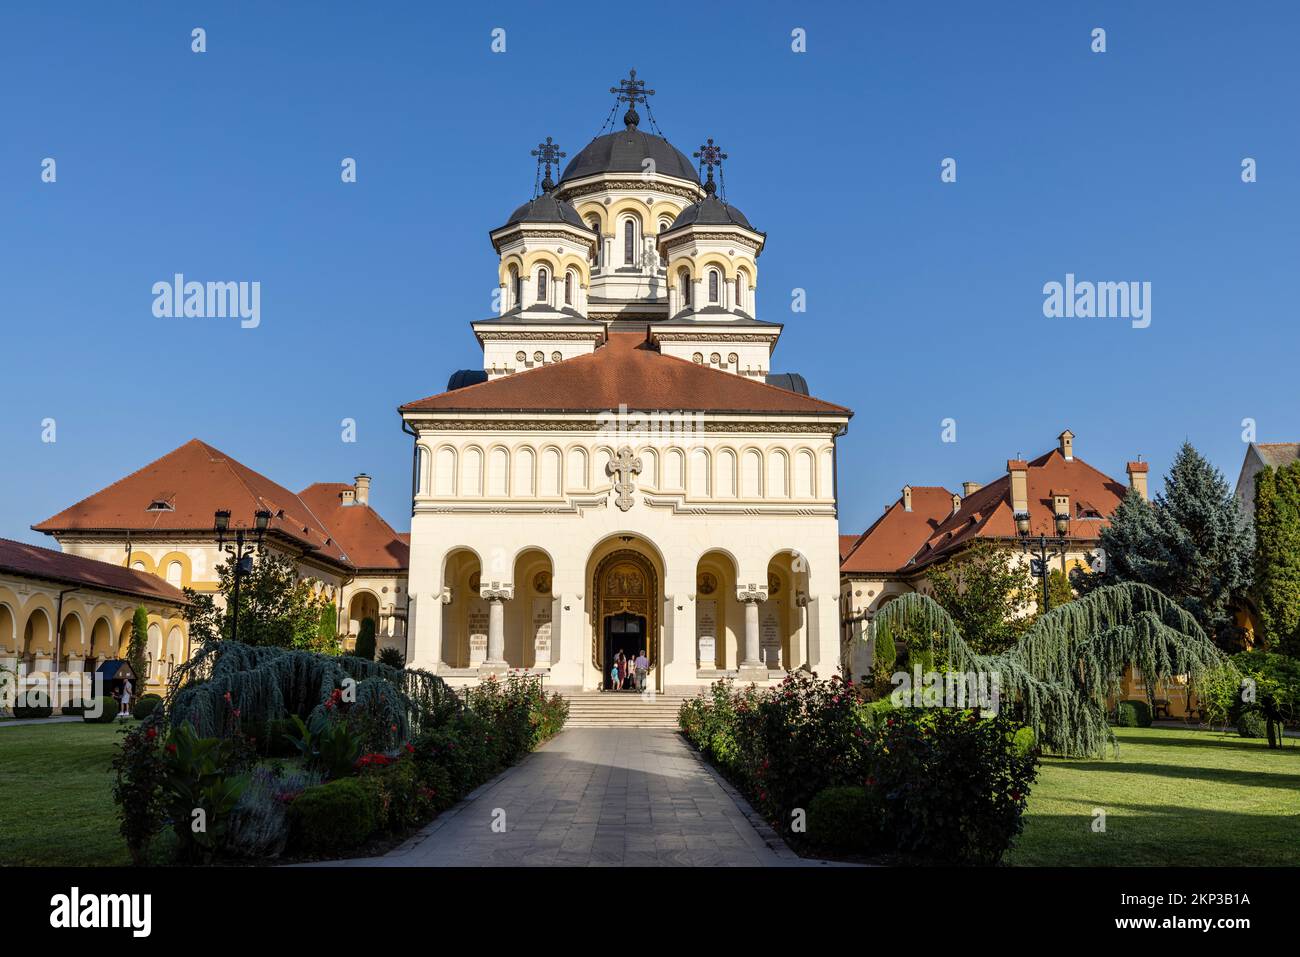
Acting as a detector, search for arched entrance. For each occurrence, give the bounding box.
[590,547,659,692]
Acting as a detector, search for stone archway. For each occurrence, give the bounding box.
[590,547,659,691]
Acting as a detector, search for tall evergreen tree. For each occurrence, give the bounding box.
[128,605,149,679]
[1252,461,1300,655]
[1080,443,1252,648]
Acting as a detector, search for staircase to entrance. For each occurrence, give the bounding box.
[560,691,688,729]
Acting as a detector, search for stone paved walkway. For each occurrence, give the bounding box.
[317,728,809,867]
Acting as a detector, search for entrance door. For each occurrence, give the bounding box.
[603,612,647,690]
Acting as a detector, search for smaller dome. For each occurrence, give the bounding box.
[499,191,591,231]
[664,194,754,233]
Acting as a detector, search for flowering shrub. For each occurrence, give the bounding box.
[680,673,1040,865]
[110,716,168,865]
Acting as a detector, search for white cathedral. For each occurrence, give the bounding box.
[398,72,852,692]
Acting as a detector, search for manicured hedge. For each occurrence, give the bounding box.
[287,778,380,855]
[132,694,163,720]
[1116,700,1152,727]
[806,786,878,853]
[83,696,119,723]
[1237,709,1267,739]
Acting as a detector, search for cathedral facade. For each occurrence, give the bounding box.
[400,73,852,692]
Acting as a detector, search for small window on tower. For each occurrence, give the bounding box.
[510,267,520,308]
[679,269,691,307]
[708,270,719,303]
[565,271,574,305]
[537,267,549,304]
[623,217,638,265]
[735,275,744,309]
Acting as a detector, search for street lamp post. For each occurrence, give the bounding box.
[1014,509,1072,614]
[214,508,271,644]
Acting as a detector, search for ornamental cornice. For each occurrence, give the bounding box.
[408,419,842,434]
[557,178,702,203]
[475,331,603,341]
[490,225,596,254]
[650,332,779,343]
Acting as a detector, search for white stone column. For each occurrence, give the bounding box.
[737,587,767,681]
[479,584,513,675]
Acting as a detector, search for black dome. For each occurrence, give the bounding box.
[664,194,754,232]
[559,129,699,185]
[500,191,590,230]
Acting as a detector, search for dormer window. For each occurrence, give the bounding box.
[146,499,174,512]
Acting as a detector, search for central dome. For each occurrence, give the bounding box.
[558,129,699,185]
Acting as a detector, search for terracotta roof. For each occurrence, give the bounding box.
[0,537,188,605]
[297,484,410,571]
[399,332,851,417]
[32,439,351,567]
[841,448,1129,576]
[840,487,956,574]
[838,534,861,562]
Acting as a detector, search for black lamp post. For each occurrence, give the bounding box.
[214,508,271,644]
[1015,509,1071,613]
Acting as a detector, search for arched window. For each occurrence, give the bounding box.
[623,217,638,265]
[708,269,720,304]
[509,266,520,309]
[565,270,574,305]
[588,218,601,266]
[536,267,549,304]
[735,273,745,310]
[679,269,691,307]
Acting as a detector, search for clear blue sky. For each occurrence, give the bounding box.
[3,1,1297,545]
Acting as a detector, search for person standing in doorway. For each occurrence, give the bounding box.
[635,649,649,691]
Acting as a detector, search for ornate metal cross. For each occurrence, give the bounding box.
[607,446,643,512]
[694,138,727,193]
[531,136,565,191]
[611,68,655,107]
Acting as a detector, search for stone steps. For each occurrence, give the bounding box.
[560,693,689,729]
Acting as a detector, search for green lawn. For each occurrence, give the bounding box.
[3,722,1297,866]
[0,722,133,866]
[1006,726,1300,866]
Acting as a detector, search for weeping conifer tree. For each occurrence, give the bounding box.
[873,582,1234,757]
[164,641,461,741]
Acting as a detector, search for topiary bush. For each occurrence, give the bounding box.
[1116,699,1152,727]
[1237,709,1267,739]
[287,777,379,855]
[377,647,405,669]
[806,786,880,853]
[14,689,53,719]
[132,694,163,720]
[354,618,377,661]
[83,696,119,723]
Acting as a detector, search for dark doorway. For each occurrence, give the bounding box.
[603,612,646,690]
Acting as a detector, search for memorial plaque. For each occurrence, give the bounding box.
[468,600,488,665]
[697,599,717,668]
[532,598,552,666]
[761,600,782,669]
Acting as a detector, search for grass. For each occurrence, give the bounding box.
[0,721,133,866]
[1006,726,1300,866]
[3,721,1297,867]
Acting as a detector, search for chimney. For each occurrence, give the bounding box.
[1007,459,1029,514]
[341,488,355,506]
[962,481,982,498]
[1126,461,1149,501]
[951,493,962,515]
[1053,491,1070,519]
[902,485,913,512]
[1058,429,1075,461]
[354,473,371,506]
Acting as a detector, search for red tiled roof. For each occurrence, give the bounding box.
[298,484,410,571]
[400,332,851,416]
[838,534,861,562]
[32,439,351,567]
[0,537,188,605]
[840,487,956,574]
[841,448,1129,576]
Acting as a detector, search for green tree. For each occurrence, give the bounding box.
[1252,461,1300,655]
[1046,567,1074,610]
[926,540,1036,655]
[1080,443,1253,649]
[182,552,330,651]
[354,617,377,661]
[318,602,340,651]
[128,606,149,678]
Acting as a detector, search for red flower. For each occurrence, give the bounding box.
[865,775,876,787]
[232,708,240,719]
[223,692,232,703]
[405,743,415,754]
[390,724,398,733]
[145,726,157,741]
[1010,790,1022,801]
[165,743,177,755]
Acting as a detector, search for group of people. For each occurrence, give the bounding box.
[609,650,649,691]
